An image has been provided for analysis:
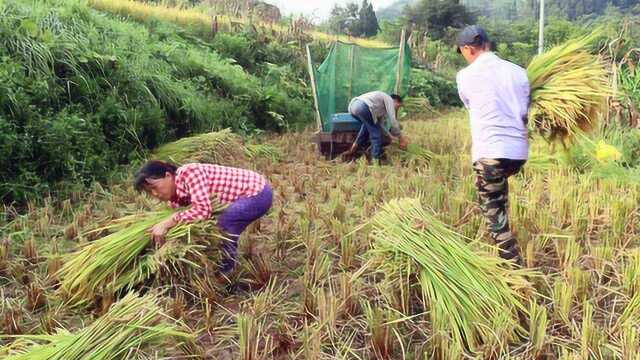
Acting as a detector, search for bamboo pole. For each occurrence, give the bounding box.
[348,44,355,100]
[306,44,323,131]
[395,29,406,95]
[538,0,545,54]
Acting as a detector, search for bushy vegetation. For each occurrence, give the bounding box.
[408,69,461,107]
[0,0,312,203]
[325,0,381,37]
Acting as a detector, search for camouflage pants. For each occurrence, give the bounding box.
[473,158,526,264]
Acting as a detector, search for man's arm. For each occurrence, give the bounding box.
[520,70,531,125]
[384,95,401,137]
[456,72,470,108]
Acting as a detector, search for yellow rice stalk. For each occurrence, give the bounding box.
[527,31,611,142]
[57,208,222,306]
[1,292,195,359]
[368,198,535,355]
[153,128,245,165]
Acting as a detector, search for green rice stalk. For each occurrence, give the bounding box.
[368,198,535,355]
[244,143,283,162]
[614,292,640,333]
[153,128,245,165]
[1,292,195,359]
[400,143,435,164]
[57,208,222,306]
[527,30,611,142]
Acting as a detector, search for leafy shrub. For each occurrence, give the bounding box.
[409,69,461,108]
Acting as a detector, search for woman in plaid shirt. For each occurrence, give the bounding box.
[134,160,273,274]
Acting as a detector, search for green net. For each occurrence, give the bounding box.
[312,41,411,132]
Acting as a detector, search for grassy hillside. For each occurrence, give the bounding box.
[0,0,313,202]
[89,0,391,48]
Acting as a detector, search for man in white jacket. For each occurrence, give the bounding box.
[456,25,530,265]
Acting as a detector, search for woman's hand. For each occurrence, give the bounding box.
[149,216,178,247]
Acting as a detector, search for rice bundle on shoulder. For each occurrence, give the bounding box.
[527,31,611,142]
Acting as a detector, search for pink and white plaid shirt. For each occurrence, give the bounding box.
[169,163,266,222]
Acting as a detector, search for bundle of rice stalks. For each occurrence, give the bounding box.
[399,143,435,165]
[57,208,221,306]
[0,292,196,359]
[153,129,246,165]
[244,143,283,162]
[368,198,534,356]
[527,31,611,142]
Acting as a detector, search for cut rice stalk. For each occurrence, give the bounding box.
[368,198,535,355]
[400,143,435,164]
[527,30,611,142]
[0,292,197,359]
[153,128,245,165]
[57,207,223,306]
[244,143,283,162]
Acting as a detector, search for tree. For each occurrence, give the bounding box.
[327,1,380,37]
[359,0,381,37]
[403,0,476,40]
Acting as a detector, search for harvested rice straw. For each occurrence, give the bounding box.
[527,30,611,142]
[57,207,223,306]
[0,292,197,359]
[368,198,535,356]
[153,128,245,165]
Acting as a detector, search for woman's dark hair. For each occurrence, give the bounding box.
[390,94,403,103]
[133,160,178,192]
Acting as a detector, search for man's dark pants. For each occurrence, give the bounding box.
[350,99,384,160]
[473,158,525,264]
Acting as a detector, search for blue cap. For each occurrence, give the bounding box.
[456,25,489,53]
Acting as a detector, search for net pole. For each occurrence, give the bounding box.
[395,28,406,95]
[306,44,323,132]
[348,44,355,100]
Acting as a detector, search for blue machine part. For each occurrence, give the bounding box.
[329,113,361,133]
[328,112,392,134]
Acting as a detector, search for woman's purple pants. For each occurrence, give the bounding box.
[217,184,273,273]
